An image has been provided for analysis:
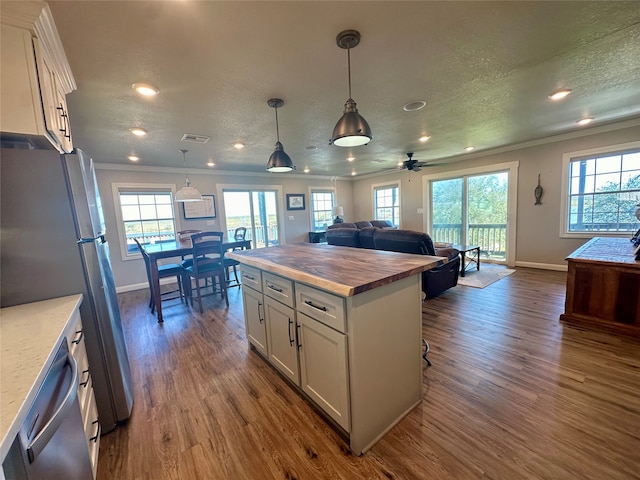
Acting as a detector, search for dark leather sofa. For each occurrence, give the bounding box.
[326,223,460,298]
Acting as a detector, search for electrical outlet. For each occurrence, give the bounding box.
[206,220,216,226]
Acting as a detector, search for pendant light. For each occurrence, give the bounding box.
[174,149,202,202]
[266,98,294,173]
[331,30,372,147]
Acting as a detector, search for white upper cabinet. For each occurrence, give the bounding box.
[0,1,76,152]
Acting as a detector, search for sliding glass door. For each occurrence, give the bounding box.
[222,190,279,248]
[430,171,509,262]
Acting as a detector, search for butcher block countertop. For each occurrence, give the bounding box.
[0,294,83,462]
[226,243,445,297]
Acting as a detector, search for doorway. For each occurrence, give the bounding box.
[222,190,280,248]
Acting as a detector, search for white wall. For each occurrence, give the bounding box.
[351,121,640,268]
[94,165,353,288]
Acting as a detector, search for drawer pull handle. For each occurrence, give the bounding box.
[304,300,327,312]
[244,274,256,281]
[288,318,294,346]
[268,284,283,293]
[71,330,84,345]
[90,418,101,443]
[79,369,90,387]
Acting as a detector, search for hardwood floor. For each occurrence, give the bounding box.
[98,268,640,480]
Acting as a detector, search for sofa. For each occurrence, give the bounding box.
[325,223,460,298]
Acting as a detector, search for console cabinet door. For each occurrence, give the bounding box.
[242,286,267,356]
[264,296,300,385]
[298,312,350,431]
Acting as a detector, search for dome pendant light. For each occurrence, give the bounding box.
[175,149,202,202]
[266,98,295,173]
[331,30,372,148]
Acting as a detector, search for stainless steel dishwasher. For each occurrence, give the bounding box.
[3,340,93,480]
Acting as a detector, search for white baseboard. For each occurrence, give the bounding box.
[116,278,178,294]
[514,261,568,272]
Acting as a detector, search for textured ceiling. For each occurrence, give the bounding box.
[45,0,640,177]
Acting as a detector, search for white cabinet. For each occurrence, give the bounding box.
[244,268,351,432]
[297,312,349,430]
[0,2,76,152]
[242,285,267,357]
[264,296,299,384]
[68,311,100,479]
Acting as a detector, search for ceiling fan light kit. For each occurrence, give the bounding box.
[331,30,373,148]
[266,98,295,173]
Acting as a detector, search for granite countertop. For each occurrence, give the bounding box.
[0,294,83,462]
[227,243,444,296]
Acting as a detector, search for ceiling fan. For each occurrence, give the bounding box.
[398,152,441,172]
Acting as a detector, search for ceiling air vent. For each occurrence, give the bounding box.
[181,133,210,144]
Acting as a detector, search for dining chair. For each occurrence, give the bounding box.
[177,229,203,268]
[223,227,248,287]
[185,231,229,312]
[133,238,186,313]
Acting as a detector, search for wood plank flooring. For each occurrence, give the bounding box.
[97,268,640,480]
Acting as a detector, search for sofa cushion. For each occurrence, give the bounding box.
[358,227,377,249]
[355,221,373,229]
[373,229,436,255]
[370,220,395,229]
[325,228,361,247]
[434,247,460,261]
[327,222,358,230]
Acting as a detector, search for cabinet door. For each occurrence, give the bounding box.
[264,296,299,385]
[298,312,350,431]
[242,286,267,356]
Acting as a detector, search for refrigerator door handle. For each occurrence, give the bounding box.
[26,353,79,463]
[77,234,105,244]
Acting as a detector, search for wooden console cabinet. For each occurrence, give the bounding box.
[561,237,640,334]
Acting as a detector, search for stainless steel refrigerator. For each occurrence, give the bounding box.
[0,147,134,433]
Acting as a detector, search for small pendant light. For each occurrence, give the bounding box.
[175,149,202,202]
[331,30,372,147]
[266,98,294,172]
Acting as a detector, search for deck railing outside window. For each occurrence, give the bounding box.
[432,223,507,260]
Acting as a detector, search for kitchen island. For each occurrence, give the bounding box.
[227,243,444,454]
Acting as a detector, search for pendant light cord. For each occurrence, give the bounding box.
[347,47,352,99]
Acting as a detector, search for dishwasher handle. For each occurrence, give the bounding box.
[26,353,79,463]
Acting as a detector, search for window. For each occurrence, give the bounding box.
[222,189,280,248]
[310,190,334,231]
[562,142,640,236]
[373,183,400,227]
[112,183,177,259]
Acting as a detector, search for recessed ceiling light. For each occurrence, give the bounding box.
[303,167,310,173]
[403,100,427,112]
[132,83,159,97]
[127,155,140,162]
[347,156,355,162]
[351,170,357,176]
[548,89,572,101]
[233,142,245,150]
[397,161,404,166]
[419,135,431,143]
[577,117,594,126]
[129,127,147,137]
[207,160,215,167]
[465,146,475,152]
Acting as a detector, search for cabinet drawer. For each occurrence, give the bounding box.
[263,272,295,308]
[241,265,262,291]
[296,283,346,333]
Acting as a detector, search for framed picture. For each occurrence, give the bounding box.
[183,194,216,219]
[286,194,305,211]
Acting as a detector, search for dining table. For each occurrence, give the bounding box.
[141,238,251,322]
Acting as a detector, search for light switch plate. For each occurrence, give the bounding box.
[417,208,424,214]
[206,220,216,226]
[288,215,294,220]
